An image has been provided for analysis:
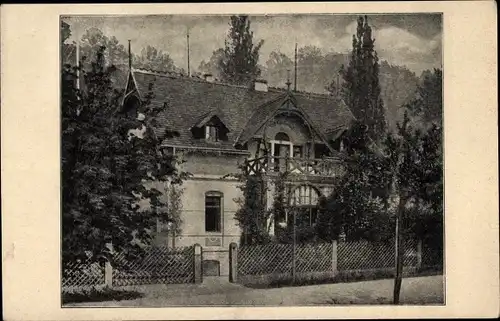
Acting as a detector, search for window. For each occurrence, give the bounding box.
[205,125,219,142]
[205,192,222,232]
[293,145,303,158]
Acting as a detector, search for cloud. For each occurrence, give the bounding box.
[332,21,442,74]
[63,15,442,76]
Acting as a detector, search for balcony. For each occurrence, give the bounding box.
[244,156,345,178]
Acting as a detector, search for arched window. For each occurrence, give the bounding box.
[289,185,320,227]
[291,184,320,206]
[275,132,290,141]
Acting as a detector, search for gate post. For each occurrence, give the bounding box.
[105,261,113,287]
[332,240,338,275]
[229,242,238,283]
[194,244,203,283]
[416,239,423,269]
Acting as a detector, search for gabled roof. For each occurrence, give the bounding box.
[236,91,335,153]
[125,68,354,151]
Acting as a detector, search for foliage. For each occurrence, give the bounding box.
[407,68,443,125]
[197,48,226,79]
[135,45,183,74]
[315,120,392,242]
[338,16,387,142]
[230,163,272,245]
[61,42,184,266]
[165,183,184,235]
[378,61,419,131]
[218,15,264,86]
[79,27,129,68]
[62,285,143,304]
[61,20,77,67]
[264,51,293,88]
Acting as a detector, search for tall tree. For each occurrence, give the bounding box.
[378,61,419,131]
[339,16,387,141]
[218,15,264,86]
[135,45,180,73]
[61,20,77,67]
[198,48,226,79]
[61,44,184,266]
[265,50,293,88]
[408,68,443,125]
[316,121,393,243]
[79,27,128,68]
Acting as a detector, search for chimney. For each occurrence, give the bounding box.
[203,73,215,83]
[254,79,268,92]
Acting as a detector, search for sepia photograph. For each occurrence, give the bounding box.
[59,13,444,307]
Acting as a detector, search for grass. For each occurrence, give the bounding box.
[241,265,443,289]
[62,285,144,304]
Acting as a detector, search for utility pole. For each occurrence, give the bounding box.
[75,24,80,90]
[294,43,298,92]
[292,206,297,284]
[128,40,132,70]
[187,27,190,77]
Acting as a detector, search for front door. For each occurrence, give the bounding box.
[273,143,290,172]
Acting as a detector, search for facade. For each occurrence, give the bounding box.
[122,68,355,276]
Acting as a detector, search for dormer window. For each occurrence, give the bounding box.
[191,114,229,141]
[205,125,219,142]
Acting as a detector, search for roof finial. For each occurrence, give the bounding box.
[286,69,292,91]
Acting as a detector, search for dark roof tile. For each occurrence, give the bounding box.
[129,69,353,149]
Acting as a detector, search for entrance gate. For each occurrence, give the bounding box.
[202,248,230,278]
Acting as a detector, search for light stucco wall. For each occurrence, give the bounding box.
[153,151,246,276]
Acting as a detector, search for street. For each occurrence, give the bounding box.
[64,275,444,306]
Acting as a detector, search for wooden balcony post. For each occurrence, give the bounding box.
[267,154,273,172]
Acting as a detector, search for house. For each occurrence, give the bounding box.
[121,67,355,276]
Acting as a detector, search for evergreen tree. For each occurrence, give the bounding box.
[218,15,264,86]
[61,44,184,266]
[339,16,387,141]
[408,68,443,125]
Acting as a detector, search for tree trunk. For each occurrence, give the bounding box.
[393,193,407,304]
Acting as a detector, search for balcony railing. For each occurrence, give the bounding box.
[245,156,344,178]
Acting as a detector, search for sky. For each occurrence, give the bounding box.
[63,14,442,75]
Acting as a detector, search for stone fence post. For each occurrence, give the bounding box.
[194,243,203,284]
[105,261,113,287]
[332,240,338,275]
[416,239,423,269]
[229,242,238,283]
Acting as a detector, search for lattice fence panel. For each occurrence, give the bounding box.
[112,246,195,286]
[238,243,294,276]
[337,240,418,271]
[295,243,333,273]
[238,243,333,276]
[62,261,105,288]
